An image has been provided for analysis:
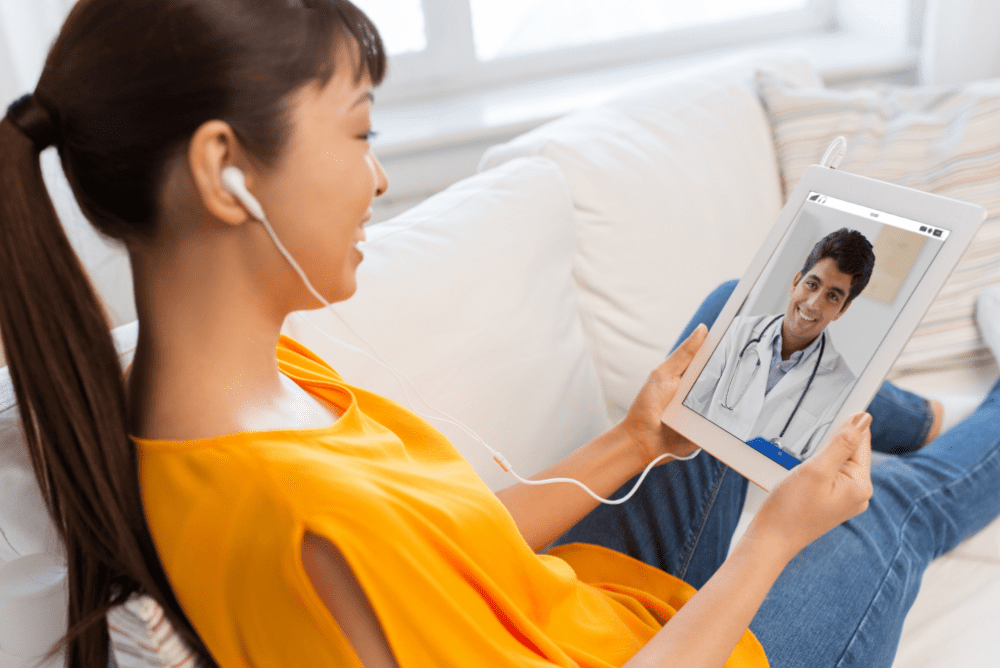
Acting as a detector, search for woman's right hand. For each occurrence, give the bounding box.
[751,412,874,561]
[623,414,873,668]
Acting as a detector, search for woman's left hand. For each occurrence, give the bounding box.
[620,324,708,467]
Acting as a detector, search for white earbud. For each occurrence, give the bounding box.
[221,166,267,221]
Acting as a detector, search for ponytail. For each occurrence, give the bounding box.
[0,116,217,666]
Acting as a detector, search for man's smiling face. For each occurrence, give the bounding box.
[783,257,854,350]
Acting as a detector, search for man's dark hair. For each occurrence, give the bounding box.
[799,228,876,307]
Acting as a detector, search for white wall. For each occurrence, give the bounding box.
[920,0,1000,84]
[0,0,74,109]
[0,31,19,111]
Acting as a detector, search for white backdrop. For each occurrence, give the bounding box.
[0,0,74,111]
[920,0,1000,84]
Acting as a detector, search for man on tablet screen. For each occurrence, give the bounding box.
[685,228,875,461]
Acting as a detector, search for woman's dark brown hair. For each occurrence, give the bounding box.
[0,1,384,665]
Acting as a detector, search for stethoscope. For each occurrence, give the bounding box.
[721,314,826,449]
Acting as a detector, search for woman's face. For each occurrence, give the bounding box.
[253,60,388,308]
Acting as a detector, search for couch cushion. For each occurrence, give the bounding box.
[894,555,1000,668]
[0,554,68,666]
[757,73,1000,377]
[0,319,138,667]
[42,149,135,329]
[0,320,139,563]
[282,157,611,492]
[0,378,63,565]
[109,592,203,668]
[479,55,820,421]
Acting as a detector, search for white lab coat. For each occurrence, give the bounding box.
[684,314,856,460]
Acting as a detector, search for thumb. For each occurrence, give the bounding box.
[815,412,870,473]
[660,323,708,378]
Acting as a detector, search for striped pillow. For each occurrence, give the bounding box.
[108,593,203,668]
[757,72,1000,376]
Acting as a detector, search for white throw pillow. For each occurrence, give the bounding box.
[41,149,136,329]
[757,72,1000,376]
[479,56,819,421]
[108,593,203,668]
[282,157,612,491]
[0,381,63,565]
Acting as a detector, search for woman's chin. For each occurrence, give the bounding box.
[333,274,359,303]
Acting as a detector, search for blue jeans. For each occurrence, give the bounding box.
[556,280,1000,667]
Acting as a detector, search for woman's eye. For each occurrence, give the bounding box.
[360,130,379,142]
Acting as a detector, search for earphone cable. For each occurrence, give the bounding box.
[293,310,701,505]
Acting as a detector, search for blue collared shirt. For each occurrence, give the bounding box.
[765,320,823,395]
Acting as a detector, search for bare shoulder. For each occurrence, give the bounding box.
[300,531,400,668]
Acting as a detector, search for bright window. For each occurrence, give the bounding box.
[360,0,834,102]
[352,0,427,55]
[470,0,811,61]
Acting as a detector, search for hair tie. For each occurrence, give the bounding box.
[6,93,60,150]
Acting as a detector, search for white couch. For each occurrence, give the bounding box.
[3,53,999,668]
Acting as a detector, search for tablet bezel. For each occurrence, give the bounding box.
[661,165,986,492]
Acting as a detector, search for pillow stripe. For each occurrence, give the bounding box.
[108,593,203,668]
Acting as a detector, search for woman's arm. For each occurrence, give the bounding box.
[495,422,651,551]
[301,531,399,668]
[496,328,706,551]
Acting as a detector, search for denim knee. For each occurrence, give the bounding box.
[867,381,933,454]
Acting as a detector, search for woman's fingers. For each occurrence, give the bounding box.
[816,413,870,474]
[643,324,708,410]
[845,414,872,473]
[756,413,875,557]
[839,415,874,505]
[657,324,708,381]
[621,325,709,463]
[819,412,874,511]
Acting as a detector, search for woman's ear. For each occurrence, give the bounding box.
[187,120,253,228]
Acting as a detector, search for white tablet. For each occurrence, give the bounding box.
[661,164,986,492]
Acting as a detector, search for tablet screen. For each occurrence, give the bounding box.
[682,192,949,469]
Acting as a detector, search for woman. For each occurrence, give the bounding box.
[1,1,997,667]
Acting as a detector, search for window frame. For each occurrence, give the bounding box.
[376,0,838,104]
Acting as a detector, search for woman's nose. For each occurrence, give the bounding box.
[368,151,389,197]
